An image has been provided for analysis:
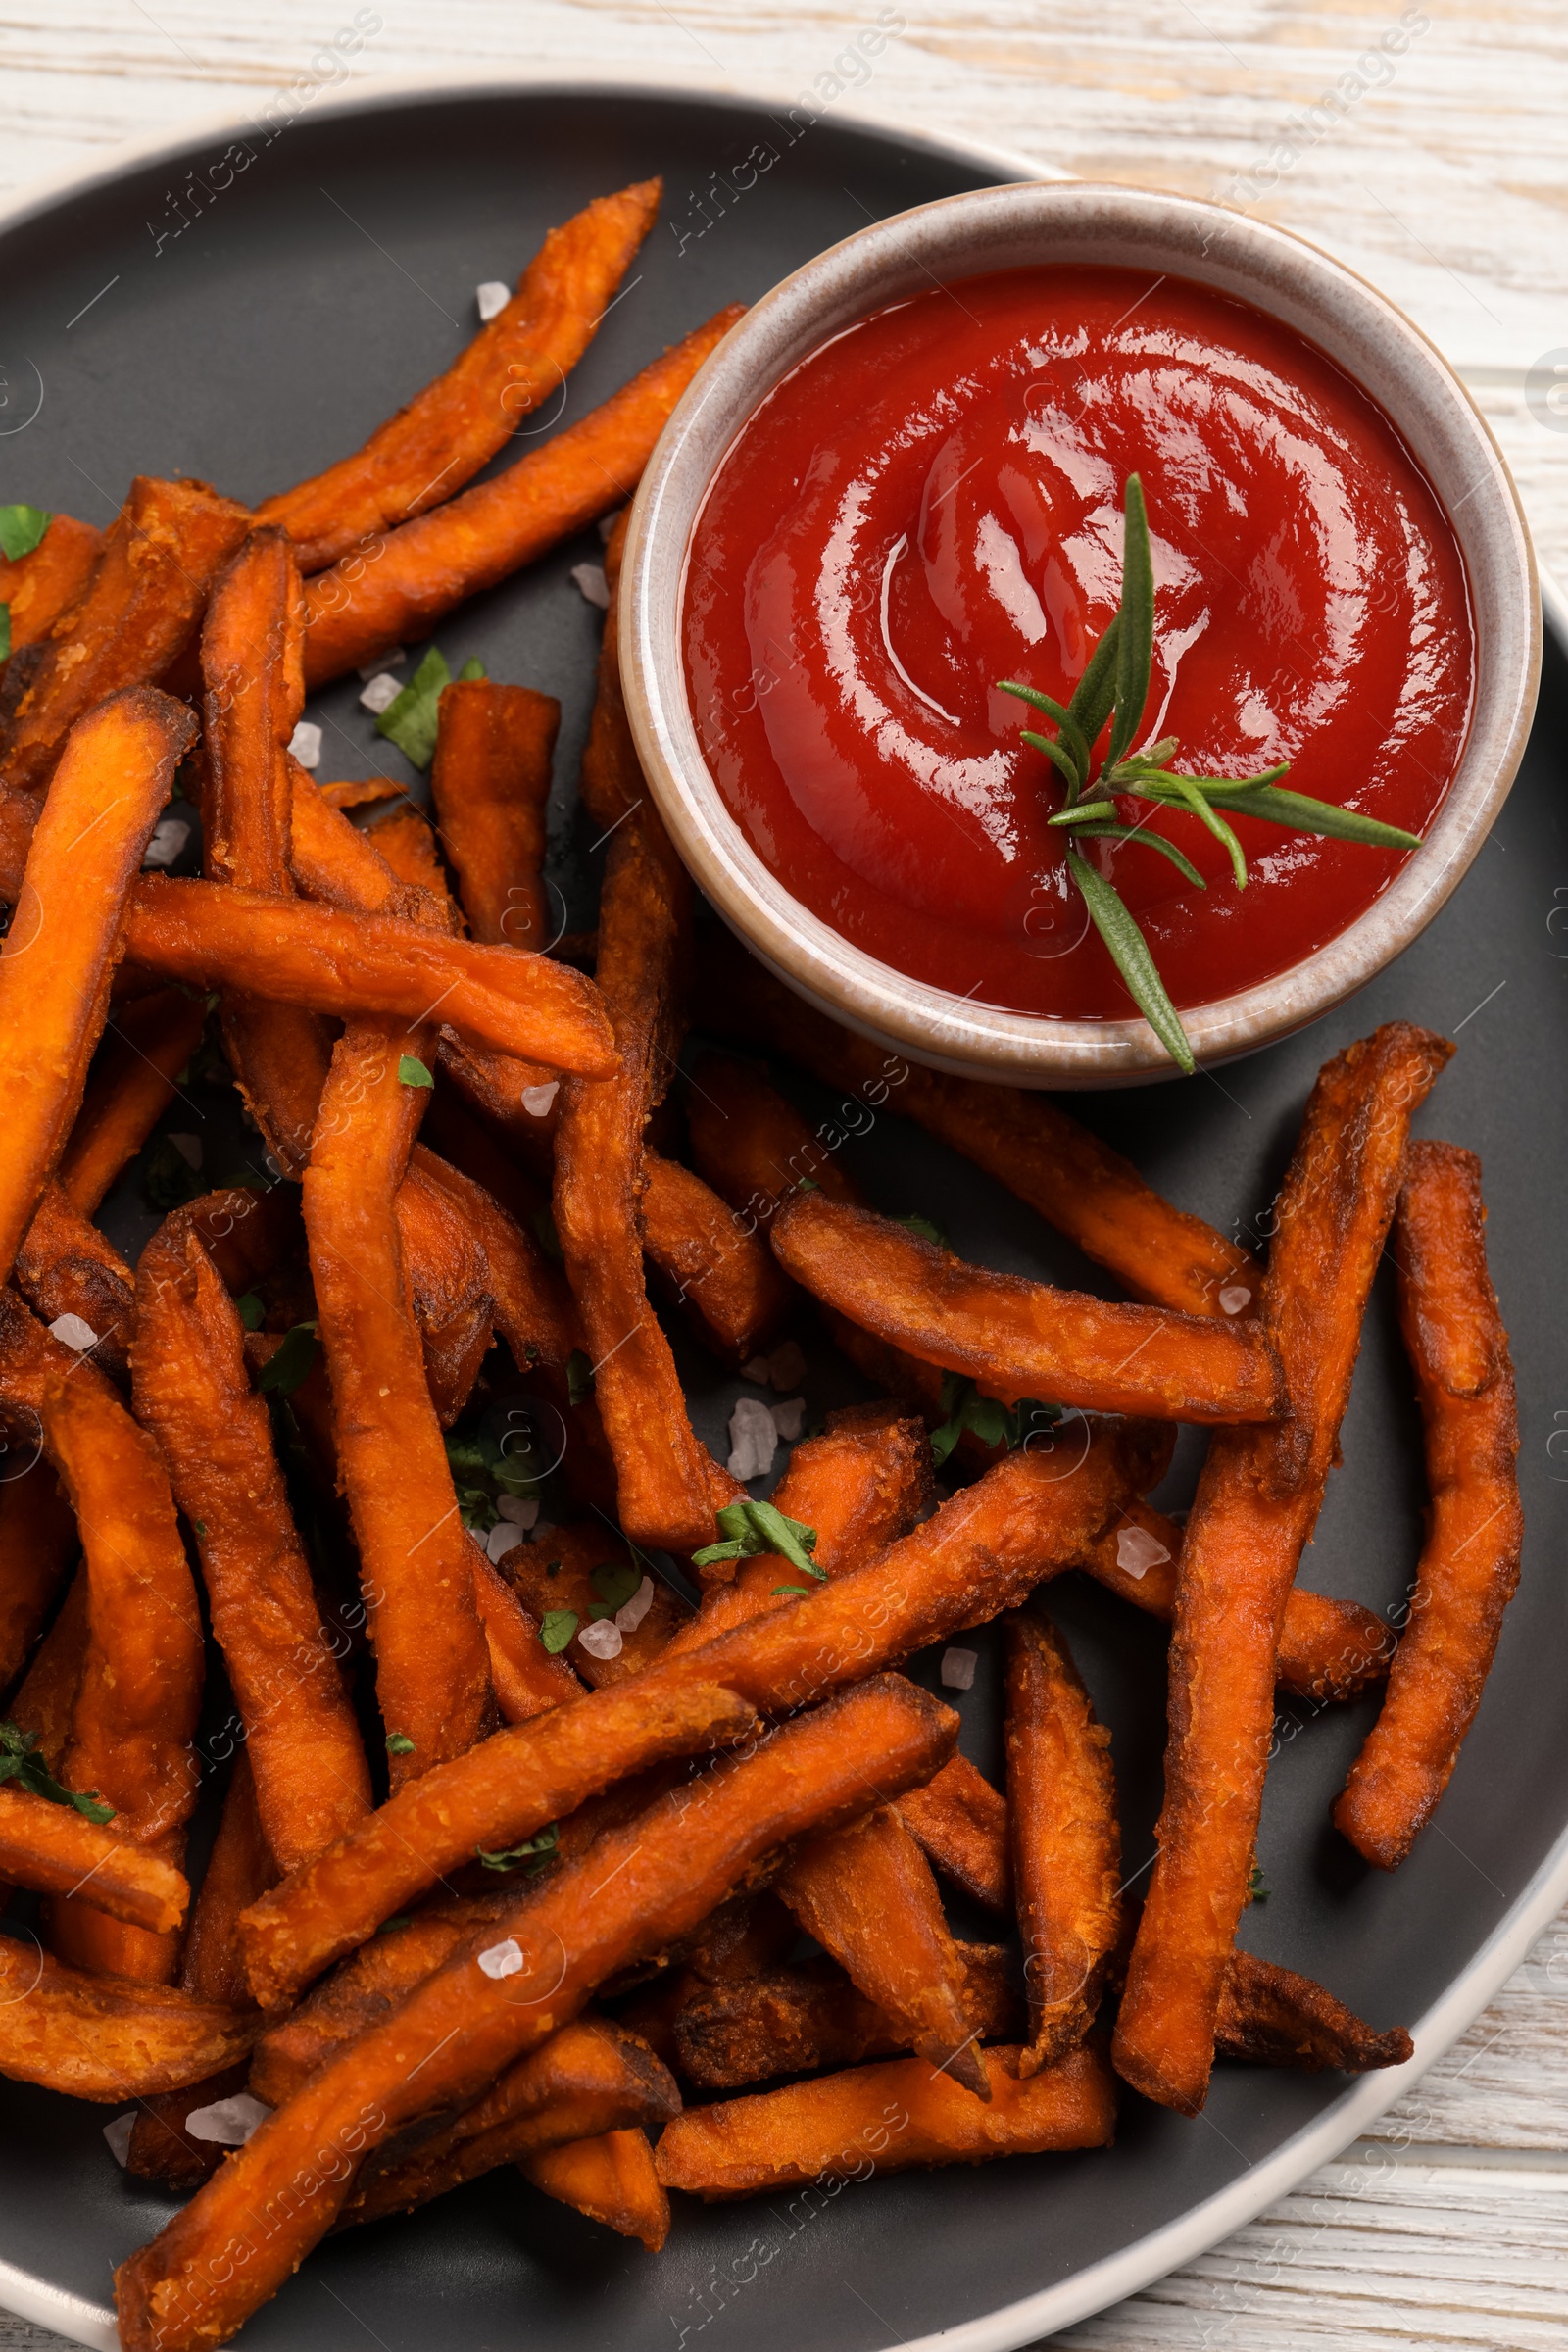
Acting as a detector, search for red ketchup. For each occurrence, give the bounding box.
[683,267,1474,1020]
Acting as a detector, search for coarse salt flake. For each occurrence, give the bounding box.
[769,1397,806,1443]
[185,2092,271,2147]
[521,1081,560,1117]
[475,279,511,321]
[571,562,610,611]
[497,1494,538,1529]
[1219,1284,1253,1316]
[940,1646,978,1690]
[577,1618,623,1660]
[1115,1523,1172,1581]
[726,1395,778,1483]
[486,1522,525,1564]
[288,720,322,770]
[48,1314,98,1353]
[359,672,404,715]
[477,1937,525,1981]
[142,814,191,870]
[765,1340,808,1393]
[103,2114,136,2167]
[615,1575,655,1632]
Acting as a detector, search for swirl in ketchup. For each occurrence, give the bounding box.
[683,267,1474,1018]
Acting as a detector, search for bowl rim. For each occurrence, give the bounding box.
[621,177,1542,1087]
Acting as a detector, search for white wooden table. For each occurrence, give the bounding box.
[2,8,1565,2347]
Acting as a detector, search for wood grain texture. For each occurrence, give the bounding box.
[0,9,1564,2349]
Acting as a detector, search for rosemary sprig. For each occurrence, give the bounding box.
[1000,475,1423,1073]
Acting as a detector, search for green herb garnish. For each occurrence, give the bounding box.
[256,1320,318,1397]
[693,1499,823,1581]
[398,1054,433,1089]
[772,1585,811,1597]
[894,1213,949,1248]
[1249,1863,1270,1904]
[540,1609,579,1653]
[377,1916,413,1935]
[999,475,1422,1075]
[565,1348,594,1405]
[585,1561,641,1621]
[0,1720,113,1821]
[0,505,52,563]
[140,1133,207,1211]
[374,646,485,771]
[0,609,10,663]
[386,1733,416,1757]
[476,1823,559,1874]
[234,1293,266,1333]
[532,1206,564,1263]
[929,1375,1059,1468]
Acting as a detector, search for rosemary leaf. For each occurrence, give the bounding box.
[1071,822,1207,889]
[1105,476,1154,769]
[1020,727,1083,795]
[1001,684,1091,788]
[1163,774,1249,889]
[1199,781,1423,851]
[1067,849,1196,1073]
[1047,801,1122,826]
[1068,612,1122,750]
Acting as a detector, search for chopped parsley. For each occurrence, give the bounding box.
[256,1320,318,1398]
[234,1293,266,1333]
[141,1133,207,1211]
[0,609,9,664]
[476,1823,559,1874]
[531,1206,564,1263]
[565,1348,594,1406]
[0,1720,113,1822]
[1249,1864,1270,1904]
[398,1054,434,1089]
[540,1609,578,1653]
[374,645,485,771]
[894,1212,949,1248]
[0,505,52,563]
[693,1499,823,1582]
[585,1561,641,1621]
[386,1732,416,1757]
[929,1375,1060,1468]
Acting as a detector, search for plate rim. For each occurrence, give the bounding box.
[0,64,1562,2352]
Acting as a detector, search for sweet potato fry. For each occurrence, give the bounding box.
[554,815,716,1552]
[1,477,249,794]
[0,1462,77,1695]
[14,1181,136,1377]
[771,1192,1284,1424]
[287,758,412,908]
[0,1297,203,1982]
[776,1808,992,2095]
[304,308,745,684]
[578,506,638,832]
[239,1680,757,2007]
[0,689,194,1284]
[0,512,102,655]
[1077,1497,1393,1702]
[674,1945,1020,2090]
[641,1152,793,1366]
[135,1204,373,1868]
[1114,1022,1453,2116]
[201,526,336,1175]
[366,804,452,903]
[1335,1142,1522,1869]
[55,989,210,1213]
[429,677,560,946]
[697,928,1261,1318]
[0,1935,257,2102]
[0,1785,188,1933]
[655,2041,1114,2198]
[6,1561,87,1768]
[670,1400,930,1623]
[238,1425,1152,2001]
[894,1753,1013,1915]
[126,1757,278,2189]
[472,1555,586,1723]
[1004,1608,1120,2071]
[1216,1947,1413,2073]
[343,2020,678,2230]
[258,181,662,569]
[522,2128,670,2248]
[684,1047,865,1221]
[303,1019,494,1782]
[501,1522,686,1688]
[120,877,617,1074]
[118,1675,956,2351]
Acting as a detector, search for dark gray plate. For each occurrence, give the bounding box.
[0,74,1564,2352]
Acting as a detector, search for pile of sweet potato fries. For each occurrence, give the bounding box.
[0,179,1522,2349]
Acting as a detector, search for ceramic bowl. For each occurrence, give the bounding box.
[620,181,1540,1086]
